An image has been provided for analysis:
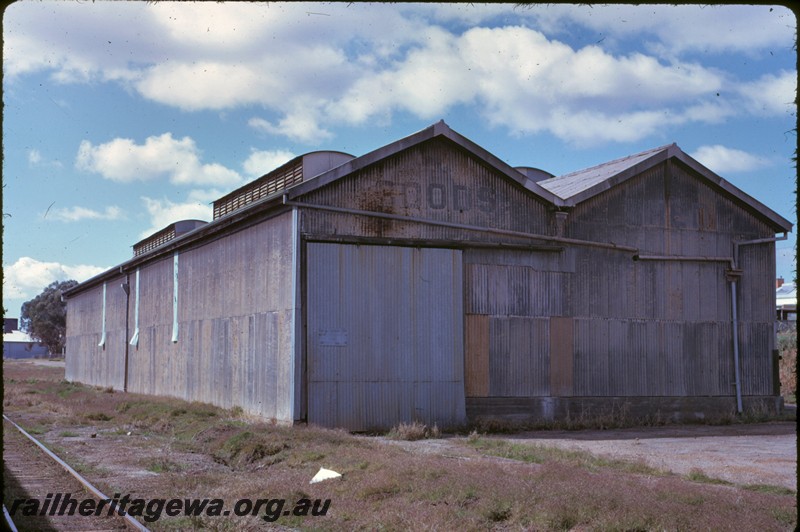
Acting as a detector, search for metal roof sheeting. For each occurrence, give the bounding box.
[538,145,671,200]
[63,121,791,299]
[776,282,797,306]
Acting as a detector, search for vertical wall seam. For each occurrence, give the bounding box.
[130,269,140,346]
[171,252,179,343]
[290,207,300,421]
[98,283,107,348]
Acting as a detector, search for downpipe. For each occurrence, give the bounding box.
[120,267,131,392]
[729,232,788,414]
[730,279,743,414]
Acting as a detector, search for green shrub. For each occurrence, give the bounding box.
[778,328,797,401]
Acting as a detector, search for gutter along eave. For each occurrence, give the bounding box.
[62,194,291,299]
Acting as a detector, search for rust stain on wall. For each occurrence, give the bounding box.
[465,314,489,397]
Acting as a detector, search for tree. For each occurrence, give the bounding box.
[20,280,78,356]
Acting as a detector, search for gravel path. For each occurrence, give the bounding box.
[374,421,797,490]
[501,421,797,490]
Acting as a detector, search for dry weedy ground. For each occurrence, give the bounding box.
[2,360,796,531]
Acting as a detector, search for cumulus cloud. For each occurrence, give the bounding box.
[4,3,796,145]
[249,109,334,145]
[243,149,296,178]
[690,145,771,174]
[138,196,213,239]
[3,257,106,300]
[736,71,798,116]
[75,133,242,187]
[518,4,796,57]
[331,25,726,145]
[46,205,125,222]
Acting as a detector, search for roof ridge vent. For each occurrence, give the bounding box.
[212,151,354,219]
[133,219,207,256]
[515,166,555,183]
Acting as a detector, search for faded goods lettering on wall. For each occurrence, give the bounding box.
[371,180,496,213]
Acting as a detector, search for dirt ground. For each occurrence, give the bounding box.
[4,359,797,530]
[15,360,800,489]
[502,421,797,490]
[376,421,797,490]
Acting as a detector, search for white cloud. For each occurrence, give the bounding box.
[249,109,334,144]
[75,133,242,187]
[736,71,798,116]
[517,4,796,57]
[28,148,63,168]
[2,257,106,301]
[4,3,796,145]
[136,62,268,112]
[138,196,213,239]
[46,205,125,223]
[690,145,771,174]
[331,25,726,145]
[243,149,296,178]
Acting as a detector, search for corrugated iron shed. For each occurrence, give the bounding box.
[63,120,793,430]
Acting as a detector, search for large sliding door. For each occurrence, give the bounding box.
[306,243,465,431]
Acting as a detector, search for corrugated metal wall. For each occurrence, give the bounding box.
[463,248,569,399]
[569,161,774,250]
[66,211,297,421]
[565,160,776,398]
[306,243,466,430]
[67,135,781,428]
[301,137,554,242]
[65,273,127,388]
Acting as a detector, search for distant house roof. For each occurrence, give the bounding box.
[3,330,38,343]
[777,282,797,307]
[537,143,793,232]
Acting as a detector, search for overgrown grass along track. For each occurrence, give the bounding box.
[3,414,149,531]
[3,360,797,531]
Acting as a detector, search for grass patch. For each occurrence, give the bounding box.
[3,360,795,531]
[386,421,441,440]
[58,431,79,437]
[467,436,665,476]
[359,482,409,501]
[55,380,83,398]
[483,500,513,523]
[771,507,798,527]
[143,457,185,473]
[213,430,289,468]
[154,516,209,530]
[85,412,113,422]
[685,468,733,485]
[742,484,796,496]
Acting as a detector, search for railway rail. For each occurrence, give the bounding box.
[3,414,149,531]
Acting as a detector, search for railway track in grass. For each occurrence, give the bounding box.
[3,414,149,532]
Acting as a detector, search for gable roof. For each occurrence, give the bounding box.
[538,144,671,202]
[286,120,562,205]
[538,143,792,232]
[63,122,792,299]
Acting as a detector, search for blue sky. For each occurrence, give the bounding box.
[2,2,797,317]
